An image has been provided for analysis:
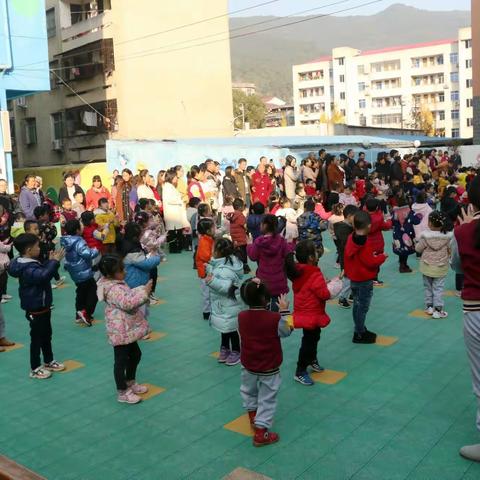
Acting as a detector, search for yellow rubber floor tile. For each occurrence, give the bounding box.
[2,342,24,352]
[311,369,347,385]
[143,331,167,342]
[151,299,167,306]
[54,284,70,289]
[137,383,166,401]
[374,283,389,288]
[77,319,103,327]
[224,414,254,437]
[210,351,219,359]
[375,335,399,347]
[157,276,167,283]
[59,360,85,373]
[443,290,458,297]
[223,467,272,480]
[409,309,431,319]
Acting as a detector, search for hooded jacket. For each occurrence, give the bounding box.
[97,278,149,346]
[227,210,247,246]
[8,257,59,311]
[60,235,99,284]
[247,234,294,296]
[122,243,160,289]
[415,229,452,277]
[206,256,244,334]
[344,233,387,282]
[367,209,392,254]
[411,202,433,239]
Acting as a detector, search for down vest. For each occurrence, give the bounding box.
[206,256,244,334]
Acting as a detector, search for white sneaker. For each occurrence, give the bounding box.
[0,298,8,304]
[2,294,12,300]
[117,388,142,404]
[460,443,480,462]
[432,310,448,319]
[30,367,52,379]
[55,276,66,288]
[127,382,149,394]
[44,360,65,372]
[149,297,158,306]
[425,307,434,315]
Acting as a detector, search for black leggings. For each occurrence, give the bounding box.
[221,331,240,352]
[150,267,158,294]
[296,327,321,374]
[113,342,142,391]
[75,277,98,317]
[399,254,410,267]
[0,271,7,296]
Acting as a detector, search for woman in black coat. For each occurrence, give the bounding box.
[375,152,392,181]
[58,172,85,204]
[222,166,240,200]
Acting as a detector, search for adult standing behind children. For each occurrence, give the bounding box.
[86,175,112,211]
[58,172,85,205]
[19,175,41,220]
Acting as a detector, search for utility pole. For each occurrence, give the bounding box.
[240,103,245,130]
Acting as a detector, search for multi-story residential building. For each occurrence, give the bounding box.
[472,0,480,144]
[232,82,257,96]
[10,0,234,169]
[293,27,473,139]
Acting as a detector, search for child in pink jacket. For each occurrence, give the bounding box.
[97,254,152,405]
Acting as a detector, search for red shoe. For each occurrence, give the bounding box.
[253,427,279,447]
[248,410,257,427]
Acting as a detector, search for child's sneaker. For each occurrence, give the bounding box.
[203,312,210,321]
[1,294,12,300]
[432,310,448,319]
[149,297,158,306]
[52,276,66,289]
[225,351,241,366]
[127,382,149,394]
[30,367,52,379]
[44,360,65,372]
[425,306,434,315]
[310,360,325,373]
[117,389,142,404]
[253,427,279,447]
[294,371,314,386]
[373,280,384,286]
[0,298,8,304]
[338,298,351,309]
[218,347,230,363]
[352,329,377,344]
[248,410,257,426]
[77,310,92,326]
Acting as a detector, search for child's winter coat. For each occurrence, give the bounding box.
[227,210,247,246]
[415,229,453,277]
[368,209,392,254]
[297,211,327,252]
[247,213,264,241]
[292,264,342,330]
[94,208,118,245]
[411,202,433,239]
[392,206,421,256]
[344,234,387,282]
[276,207,298,242]
[247,234,294,296]
[83,223,105,251]
[206,256,243,333]
[122,242,160,288]
[97,278,149,346]
[60,235,99,284]
[196,235,214,279]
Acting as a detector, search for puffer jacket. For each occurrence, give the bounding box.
[94,208,118,244]
[411,202,433,239]
[206,256,244,334]
[97,278,149,346]
[8,257,59,312]
[247,213,264,241]
[247,234,294,296]
[60,235,99,284]
[415,229,453,277]
[123,249,160,288]
[367,209,392,254]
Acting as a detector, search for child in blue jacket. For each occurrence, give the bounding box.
[60,219,99,326]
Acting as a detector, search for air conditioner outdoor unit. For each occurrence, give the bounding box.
[52,139,64,151]
[16,97,27,108]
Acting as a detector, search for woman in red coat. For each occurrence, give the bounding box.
[285,240,343,386]
[251,164,273,206]
[85,175,112,211]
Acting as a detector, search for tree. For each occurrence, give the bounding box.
[410,104,435,136]
[232,90,267,129]
[318,105,345,125]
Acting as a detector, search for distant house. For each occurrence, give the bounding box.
[233,82,257,96]
[263,96,294,127]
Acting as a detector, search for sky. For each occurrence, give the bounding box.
[228,0,470,17]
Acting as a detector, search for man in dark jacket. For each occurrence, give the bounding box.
[234,158,251,207]
[8,233,65,379]
[390,156,404,183]
[344,149,357,182]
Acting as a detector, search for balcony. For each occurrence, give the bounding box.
[61,11,113,53]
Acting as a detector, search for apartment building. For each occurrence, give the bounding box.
[472,0,480,144]
[10,0,234,168]
[293,27,473,139]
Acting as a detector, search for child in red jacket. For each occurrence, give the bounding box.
[238,278,292,447]
[365,197,392,285]
[227,198,250,274]
[195,218,215,320]
[285,240,343,386]
[344,211,387,344]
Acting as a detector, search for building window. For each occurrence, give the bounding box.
[359,99,366,109]
[358,82,365,92]
[437,55,444,65]
[23,118,37,145]
[438,111,445,121]
[358,65,365,75]
[51,113,64,140]
[340,109,346,116]
[339,92,346,100]
[46,8,56,38]
[338,58,345,66]
[464,39,472,48]
[467,79,473,88]
[49,61,59,89]
[412,58,420,68]
[438,92,445,103]
[451,91,460,102]
[467,98,473,108]
[450,72,459,83]
[451,110,460,120]
[339,74,345,83]
[467,118,473,127]
[452,128,460,138]
[450,52,458,64]
[466,59,472,68]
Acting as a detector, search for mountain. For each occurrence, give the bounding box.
[229,4,470,101]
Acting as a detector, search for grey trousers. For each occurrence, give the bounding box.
[423,275,446,309]
[464,311,480,431]
[339,276,351,301]
[200,279,211,313]
[240,368,281,429]
[0,305,4,338]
